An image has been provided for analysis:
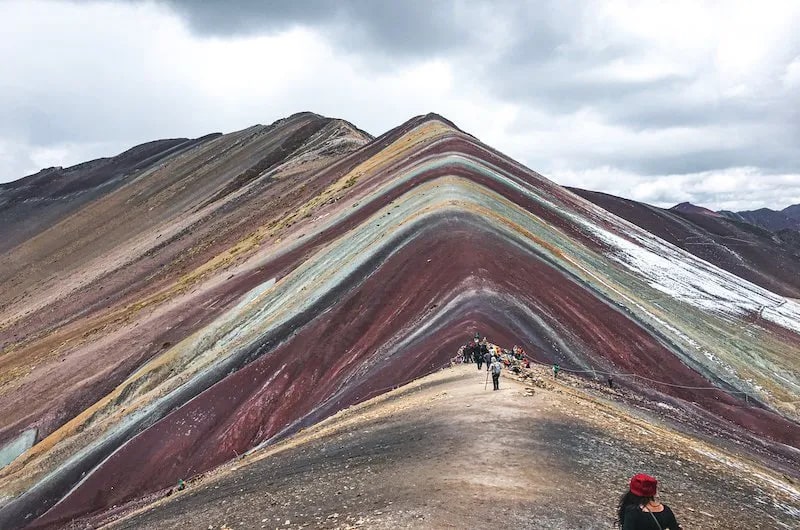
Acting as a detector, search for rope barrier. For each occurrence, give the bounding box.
[455,341,760,406]
[521,354,753,399]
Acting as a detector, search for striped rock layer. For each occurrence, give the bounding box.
[570,187,800,298]
[0,113,798,528]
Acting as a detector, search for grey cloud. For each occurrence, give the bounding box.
[480,3,800,177]
[148,0,479,58]
[647,178,800,212]
[594,71,800,139]
[503,72,688,118]
[604,97,764,130]
[3,0,798,210]
[101,0,800,180]
[487,4,642,105]
[625,148,799,177]
[548,135,799,178]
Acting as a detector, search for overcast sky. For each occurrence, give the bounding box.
[1,0,799,210]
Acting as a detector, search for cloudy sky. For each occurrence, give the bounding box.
[1,0,799,210]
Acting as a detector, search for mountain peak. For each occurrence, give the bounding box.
[398,112,465,135]
[670,202,721,217]
[781,203,800,220]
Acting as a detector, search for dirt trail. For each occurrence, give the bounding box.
[88,365,797,530]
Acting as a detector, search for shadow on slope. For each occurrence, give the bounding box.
[95,367,798,530]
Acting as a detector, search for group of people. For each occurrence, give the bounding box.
[458,333,492,369]
[457,335,625,394]
[456,333,534,391]
[457,333,683,529]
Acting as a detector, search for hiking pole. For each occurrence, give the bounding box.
[485,369,490,390]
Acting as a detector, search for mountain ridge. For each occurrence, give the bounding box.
[664,200,800,233]
[717,205,800,232]
[0,135,221,253]
[0,112,797,529]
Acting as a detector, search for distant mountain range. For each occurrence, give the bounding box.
[669,202,800,232]
[718,206,800,232]
[571,190,800,298]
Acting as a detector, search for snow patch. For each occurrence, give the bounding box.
[576,218,800,335]
[655,402,680,412]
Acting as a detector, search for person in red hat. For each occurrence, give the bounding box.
[616,473,682,529]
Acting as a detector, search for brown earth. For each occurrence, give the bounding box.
[76,365,799,530]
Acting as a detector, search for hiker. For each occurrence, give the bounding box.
[464,341,474,364]
[476,347,484,370]
[479,340,489,367]
[552,363,560,379]
[471,336,482,363]
[608,376,614,389]
[459,344,469,364]
[490,357,502,390]
[483,349,492,371]
[616,474,682,529]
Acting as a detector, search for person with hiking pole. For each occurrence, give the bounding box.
[616,474,682,529]
[489,357,502,391]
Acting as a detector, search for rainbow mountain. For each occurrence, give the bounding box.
[0,113,798,528]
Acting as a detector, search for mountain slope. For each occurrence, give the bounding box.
[570,188,800,298]
[0,112,371,465]
[783,204,800,220]
[94,367,800,530]
[0,136,220,254]
[0,114,797,529]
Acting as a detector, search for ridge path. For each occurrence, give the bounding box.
[91,365,797,530]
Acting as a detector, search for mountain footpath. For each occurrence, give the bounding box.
[91,365,798,530]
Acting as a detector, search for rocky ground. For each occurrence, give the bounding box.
[71,365,800,530]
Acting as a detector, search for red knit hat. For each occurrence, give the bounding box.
[629,474,658,497]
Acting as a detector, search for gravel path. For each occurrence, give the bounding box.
[90,366,798,530]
